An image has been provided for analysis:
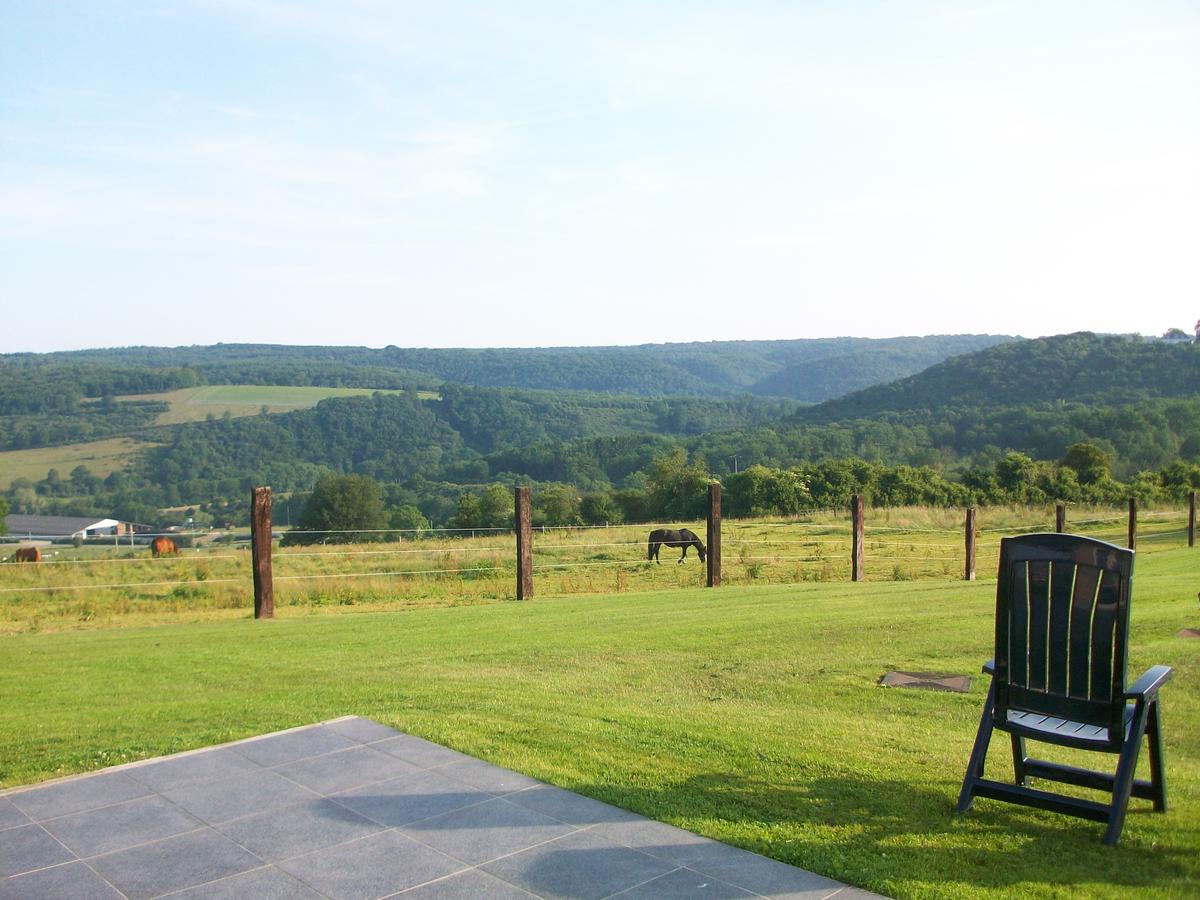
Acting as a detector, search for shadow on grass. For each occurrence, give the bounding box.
[577,772,1194,895]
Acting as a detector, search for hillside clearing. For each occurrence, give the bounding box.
[0,437,155,489]
[107,384,436,425]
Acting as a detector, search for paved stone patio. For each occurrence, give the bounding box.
[0,718,884,899]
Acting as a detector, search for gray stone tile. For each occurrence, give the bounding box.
[233,725,359,767]
[687,850,845,900]
[507,785,642,827]
[0,796,31,831]
[125,748,264,793]
[333,769,493,827]
[0,860,124,899]
[278,830,464,900]
[480,828,676,900]
[162,769,320,825]
[7,771,151,822]
[590,816,717,867]
[390,867,539,899]
[372,735,474,769]
[89,829,262,900]
[0,824,76,878]
[439,757,543,795]
[399,796,577,865]
[216,797,384,862]
[608,866,757,898]
[276,745,416,795]
[644,837,769,873]
[166,864,327,899]
[41,795,201,858]
[326,716,403,744]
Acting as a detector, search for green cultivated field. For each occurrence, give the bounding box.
[0,437,154,490]
[118,384,436,425]
[0,536,1197,897]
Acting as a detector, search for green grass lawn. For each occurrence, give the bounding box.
[1,547,1196,898]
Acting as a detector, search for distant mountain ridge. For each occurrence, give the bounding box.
[798,332,1200,423]
[2,334,1013,402]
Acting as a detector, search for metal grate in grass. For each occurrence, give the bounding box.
[879,670,972,692]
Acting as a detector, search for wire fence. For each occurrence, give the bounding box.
[1,503,1193,630]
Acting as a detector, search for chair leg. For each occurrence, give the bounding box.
[1146,700,1168,813]
[1103,701,1151,846]
[1010,734,1028,786]
[958,682,996,813]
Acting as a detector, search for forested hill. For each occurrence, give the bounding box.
[4,334,1011,402]
[799,333,1200,424]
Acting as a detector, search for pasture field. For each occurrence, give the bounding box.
[0,505,1191,635]
[0,385,439,488]
[110,384,436,426]
[0,437,155,490]
[1,546,1196,898]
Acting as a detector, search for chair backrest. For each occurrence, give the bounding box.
[994,533,1133,745]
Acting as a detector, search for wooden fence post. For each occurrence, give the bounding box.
[1055,503,1066,534]
[1189,491,1196,548]
[515,486,533,600]
[250,486,274,619]
[851,494,864,582]
[1127,496,1137,551]
[965,507,977,581]
[707,482,721,588]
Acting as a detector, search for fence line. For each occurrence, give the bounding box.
[25,554,245,567]
[273,565,510,582]
[5,495,1193,612]
[276,546,510,559]
[0,577,247,595]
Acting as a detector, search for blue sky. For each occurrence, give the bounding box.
[2,1,1197,352]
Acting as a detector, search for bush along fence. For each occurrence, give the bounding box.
[238,486,1199,620]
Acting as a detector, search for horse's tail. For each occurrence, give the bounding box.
[647,536,654,560]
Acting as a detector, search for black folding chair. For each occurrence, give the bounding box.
[957,533,1171,845]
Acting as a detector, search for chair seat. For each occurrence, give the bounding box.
[1005,704,1134,746]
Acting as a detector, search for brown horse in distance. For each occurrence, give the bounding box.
[647,528,706,564]
[151,536,178,557]
[11,546,41,563]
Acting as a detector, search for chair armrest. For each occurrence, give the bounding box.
[1125,665,1173,699]
[982,659,995,676]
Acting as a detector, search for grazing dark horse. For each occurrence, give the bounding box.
[647,528,706,565]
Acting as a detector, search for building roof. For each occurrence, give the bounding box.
[4,515,119,537]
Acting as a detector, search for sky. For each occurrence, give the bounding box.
[2,1,1198,353]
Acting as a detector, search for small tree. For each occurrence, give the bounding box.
[647,448,709,520]
[536,484,582,526]
[1060,442,1112,486]
[478,484,513,529]
[0,494,8,534]
[581,492,624,525]
[389,504,428,533]
[450,493,482,530]
[284,474,387,545]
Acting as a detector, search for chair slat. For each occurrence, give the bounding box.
[1090,569,1120,702]
[1009,561,1029,688]
[1028,560,1051,691]
[1068,565,1101,698]
[1048,561,1074,694]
